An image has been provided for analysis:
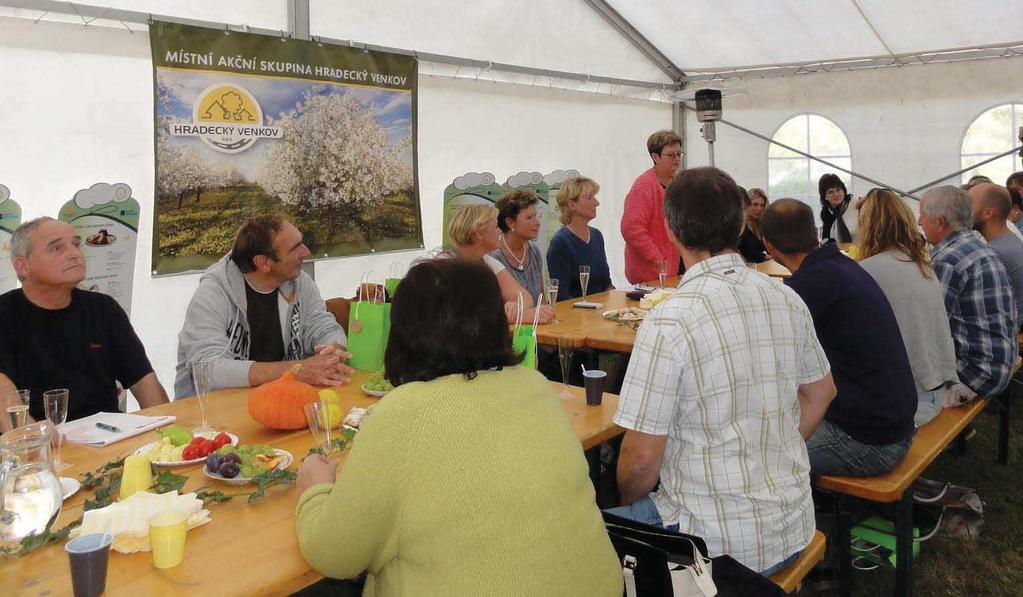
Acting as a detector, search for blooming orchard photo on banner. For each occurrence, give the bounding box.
[149,21,421,275]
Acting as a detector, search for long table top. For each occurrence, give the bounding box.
[5,370,622,596]
[536,261,792,353]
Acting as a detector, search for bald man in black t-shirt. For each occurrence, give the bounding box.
[0,217,168,429]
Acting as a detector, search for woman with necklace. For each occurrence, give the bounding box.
[449,204,553,324]
[490,190,546,303]
[547,177,612,301]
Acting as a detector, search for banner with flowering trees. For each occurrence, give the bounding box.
[149,22,421,275]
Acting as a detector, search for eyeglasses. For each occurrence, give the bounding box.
[660,151,684,159]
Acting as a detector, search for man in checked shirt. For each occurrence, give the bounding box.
[607,167,836,576]
[919,185,1018,405]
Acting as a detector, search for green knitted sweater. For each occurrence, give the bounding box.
[295,366,622,596]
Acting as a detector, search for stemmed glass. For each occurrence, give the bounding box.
[557,336,574,399]
[546,278,560,323]
[655,260,668,288]
[190,360,215,434]
[4,389,30,431]
[303,401,334,456]
[579,266,591,299]
[43,389,70,472]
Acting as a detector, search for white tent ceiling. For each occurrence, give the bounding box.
[608,0,1023,77]
[3,0,1022,89]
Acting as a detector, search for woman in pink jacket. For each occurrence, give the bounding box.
[620,130,683,284]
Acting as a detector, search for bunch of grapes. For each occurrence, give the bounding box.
[365,372,394,393]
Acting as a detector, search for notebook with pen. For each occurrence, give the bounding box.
[60,412,177,447]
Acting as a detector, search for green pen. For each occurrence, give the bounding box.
[95,422,121,433]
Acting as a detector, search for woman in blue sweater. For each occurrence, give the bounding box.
[547,176,613,301]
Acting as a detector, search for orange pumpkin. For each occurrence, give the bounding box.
[248,369,319,430]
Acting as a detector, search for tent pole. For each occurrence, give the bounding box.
[717,117,918,200]
[905,145,1023,195]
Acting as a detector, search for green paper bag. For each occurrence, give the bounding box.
[348,298,391,372]
[512,324,537,369]
[385,277,401,298]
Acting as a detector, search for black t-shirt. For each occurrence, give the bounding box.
[0,288,154,422]
[737,228,767,263]
[245,282,284,362]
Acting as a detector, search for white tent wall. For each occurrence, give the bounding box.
[682,56,1023,203]
[0,14,669,409]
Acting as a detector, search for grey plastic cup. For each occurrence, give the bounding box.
[65,532,112,597]
[583,370,607,406]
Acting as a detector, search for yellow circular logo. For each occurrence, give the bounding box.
[170,83,281,154]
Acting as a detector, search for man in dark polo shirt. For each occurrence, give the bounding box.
[761,199,917,477]
[0,217,168,429]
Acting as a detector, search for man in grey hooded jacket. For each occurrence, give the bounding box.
[174,215,351,399]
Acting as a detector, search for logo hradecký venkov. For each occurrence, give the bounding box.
[171,84,282,154]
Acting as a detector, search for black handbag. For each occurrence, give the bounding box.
[602,511,784,597]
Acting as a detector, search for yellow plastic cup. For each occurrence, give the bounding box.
[119,454,153,500]
[148,510,189,568]
[846,244,861,260]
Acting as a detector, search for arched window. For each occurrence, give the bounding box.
[960,103,1023,185]
[768,114,851,220]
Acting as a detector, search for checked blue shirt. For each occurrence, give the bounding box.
[932,230,1018,396]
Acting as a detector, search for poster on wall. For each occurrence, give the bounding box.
[149,21,421,276]
[58,183,140,315]
[441,169,578,258]
[442,172,502,249]
[0,184,22,293]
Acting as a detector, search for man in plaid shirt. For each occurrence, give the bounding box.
[609,167,836,576]
[919,185,1017,400]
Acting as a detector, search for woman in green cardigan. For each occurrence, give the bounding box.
[295,258,621,596]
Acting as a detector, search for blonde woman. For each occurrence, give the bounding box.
[856,188,960,426]
[448,204,553,323]
[547,176,612,301]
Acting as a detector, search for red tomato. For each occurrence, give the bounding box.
[182,445,199,460]
[213,433,232,448]
[199,439,216,456]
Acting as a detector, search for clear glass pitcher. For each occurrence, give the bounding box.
[0,421,63,542]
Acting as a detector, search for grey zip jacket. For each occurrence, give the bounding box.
[173,253,346,399]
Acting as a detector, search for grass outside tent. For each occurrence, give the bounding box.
[799,389,1023,596]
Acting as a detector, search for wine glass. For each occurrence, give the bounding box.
[655,260,668,288]
[578,265,591,299]
[557,336,574,399]
[303,401,334,456]
[4,389,30,431]
[190,360,215,434]
[546,278,560,324]
[43,389,70,472]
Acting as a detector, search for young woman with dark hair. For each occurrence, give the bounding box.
[294,258,621,596]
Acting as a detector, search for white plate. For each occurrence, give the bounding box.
[602,308,647,322]
[61,477,80,501]
[133,432,239,467]
[361,384,390,397]
[203,449,293,486]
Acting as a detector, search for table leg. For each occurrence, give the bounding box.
[834,493,853,597]
[894,492,914,597]
[998,391,1011,465]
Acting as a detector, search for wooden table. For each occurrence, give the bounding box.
[536,262,790,354]
[6,370,623,596]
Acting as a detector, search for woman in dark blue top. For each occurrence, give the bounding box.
[546,176,613,301]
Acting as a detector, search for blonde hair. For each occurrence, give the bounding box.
[556,177,601,225]
[448,204,499,246]
[857,188,932,279]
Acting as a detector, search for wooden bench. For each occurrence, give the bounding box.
[816,398,988,597]
[769,530,826,594]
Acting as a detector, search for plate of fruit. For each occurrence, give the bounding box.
[361,372,394,397]
[203,443,293,486]
[135,425,238,466]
